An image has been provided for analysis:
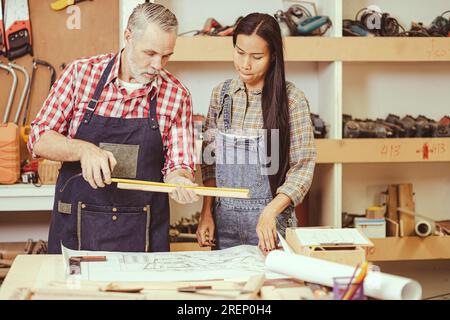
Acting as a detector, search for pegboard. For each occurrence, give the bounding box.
[0,0,119,160]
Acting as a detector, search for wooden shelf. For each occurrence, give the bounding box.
[336,38,450,62]
[2,138,448,211]
[171,37,450,62]
[316,138,450,164]
[0,185,55,212]
[368,236,450,261]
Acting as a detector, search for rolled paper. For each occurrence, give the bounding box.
[265,250,422,300]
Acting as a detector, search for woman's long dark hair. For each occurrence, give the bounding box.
[233,13,290,198]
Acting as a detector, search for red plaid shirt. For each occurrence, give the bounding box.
[28,52,195,176]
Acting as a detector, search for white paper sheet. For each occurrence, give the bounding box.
[277,231,294,254]
[265,250,422,300]
[295,228,371,246]
[62,244,285,282]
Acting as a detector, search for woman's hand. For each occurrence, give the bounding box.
[256,207,279,254]
[196,208,216,247]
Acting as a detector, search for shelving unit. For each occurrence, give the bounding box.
[0,185,55,212]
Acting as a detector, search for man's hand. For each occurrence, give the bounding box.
[196,208,216,247]
[165,174,199,204]
[79,142,117,189]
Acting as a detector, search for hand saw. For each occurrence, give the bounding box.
[4,0,33,60]
[50,0,92,11]
[0,1,5,56]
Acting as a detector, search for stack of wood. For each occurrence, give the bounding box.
[386,183,416,237]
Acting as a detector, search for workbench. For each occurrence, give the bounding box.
[0,255,318,300]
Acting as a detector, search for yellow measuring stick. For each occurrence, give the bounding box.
[112,178,250,199]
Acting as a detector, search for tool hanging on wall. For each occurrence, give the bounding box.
[0,63,18,125]
[9,63,30,125]
[50,0,93,11]
[4,0,33,60]
[0,62,20,184]
[7,63,40,185]
[0,0,6,56]
[21,59,57,144]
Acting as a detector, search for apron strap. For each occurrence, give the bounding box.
[220,79,233,131]
[149,90,159,130]
[82,56,116,125]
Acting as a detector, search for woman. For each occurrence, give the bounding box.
[197,13,316,253]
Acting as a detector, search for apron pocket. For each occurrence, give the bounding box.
[99,143,139,179]
[50,201,78,251]
[77,202,151,252]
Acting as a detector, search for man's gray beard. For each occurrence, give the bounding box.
[127,49,158,85]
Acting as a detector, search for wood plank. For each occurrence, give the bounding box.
[0,255,55,299]
[368,236,450,261]
[316,138,450,163]
[386,185,399,237]
[398,184,416,237]
[338,38,450,62]
[236,274,266,300]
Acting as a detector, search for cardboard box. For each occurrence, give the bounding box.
[366,206,385,219]
[355,218,386,239]
[286,227,373,267]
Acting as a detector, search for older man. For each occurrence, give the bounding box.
[28,3,198,253]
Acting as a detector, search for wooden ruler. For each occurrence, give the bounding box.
[112,178,250,199]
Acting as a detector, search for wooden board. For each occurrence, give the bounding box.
[398,184,416,237]
[170,37,450,62]
[368,236,450,261]
[386,185,399,237]
[114,178,250,199]
[0,0,119,161]
[316,138,450,163]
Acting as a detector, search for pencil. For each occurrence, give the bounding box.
[342,262,369,300]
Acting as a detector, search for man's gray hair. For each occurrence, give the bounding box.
[127,2,178,35]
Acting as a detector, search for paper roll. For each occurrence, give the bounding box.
[415,220,432,237]
[265,250,422,300]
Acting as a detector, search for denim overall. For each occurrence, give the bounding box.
[213,80,295,250]
[48,56,170,254]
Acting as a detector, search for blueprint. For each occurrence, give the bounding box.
[62,244,285,282]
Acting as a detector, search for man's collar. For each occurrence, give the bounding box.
[105,50,122,86]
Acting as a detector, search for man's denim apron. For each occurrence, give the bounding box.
[213,80,296,250]
[48,56,170,254]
